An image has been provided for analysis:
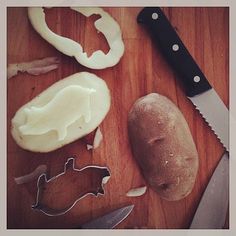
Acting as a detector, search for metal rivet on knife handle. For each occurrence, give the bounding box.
[172,44,179,51]
[152,12,159,20]
[193,76,201,83]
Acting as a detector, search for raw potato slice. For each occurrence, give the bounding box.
[28,7,125,69]
[126,186,147,197]
[11,72,110,152]
[128,93,199,201]
[86,127,103,150]
[92,127,103,149]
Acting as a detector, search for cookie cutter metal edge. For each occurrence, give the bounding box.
[32,157,111,216]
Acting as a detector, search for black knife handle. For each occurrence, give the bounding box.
[137,7,212,97]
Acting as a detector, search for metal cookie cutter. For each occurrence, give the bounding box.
[32,157,111,216]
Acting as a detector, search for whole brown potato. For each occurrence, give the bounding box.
[128,93,199,201]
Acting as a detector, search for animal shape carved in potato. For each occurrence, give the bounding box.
[19,85,95,141]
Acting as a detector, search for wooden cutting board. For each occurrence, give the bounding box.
[7,7,229,229]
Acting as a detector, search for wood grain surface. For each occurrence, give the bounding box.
[7,7,229,229]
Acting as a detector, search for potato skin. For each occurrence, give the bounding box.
[128,93,199,201]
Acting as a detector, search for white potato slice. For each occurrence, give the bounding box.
[93,127,103,149]
[11,72,111,152]
[86,126,103,150]
[28,7,125,69]
[126,186,147,197]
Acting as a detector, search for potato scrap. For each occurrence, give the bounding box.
[126,186,147,197]
[28,7,124,69]
[14,165,47,184]
[7,57,59,79]
[86,127,103,150]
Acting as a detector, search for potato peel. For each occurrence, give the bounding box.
[28,7,124,69]
[7,57,59,79]
[14,165,47,184]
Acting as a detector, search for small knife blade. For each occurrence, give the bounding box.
[80,205,134,229]
[190,152,229,229]
[137,7,229,150]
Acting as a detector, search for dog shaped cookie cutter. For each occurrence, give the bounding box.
[32,157,111,216]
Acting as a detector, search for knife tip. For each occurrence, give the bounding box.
[125,205,135,218]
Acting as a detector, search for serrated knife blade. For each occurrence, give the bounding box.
[137,7,229,229]
[137,7,229,151]
[189,89,229,150]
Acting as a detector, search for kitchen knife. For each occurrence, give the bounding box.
[137,7,229,151]
[190,152,229,229]
[137,7,229,229]
[79,204,134,229]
